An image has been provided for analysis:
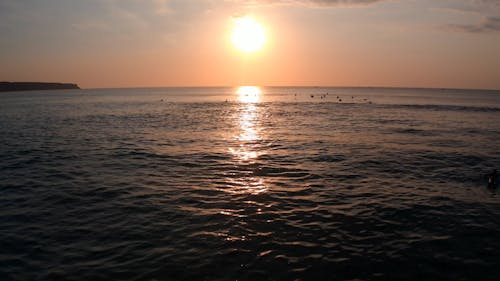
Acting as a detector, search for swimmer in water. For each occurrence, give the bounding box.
[487,169,497,188]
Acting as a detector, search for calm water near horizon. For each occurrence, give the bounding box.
[1,87,500,280]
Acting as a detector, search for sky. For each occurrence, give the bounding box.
[0,0,499,89]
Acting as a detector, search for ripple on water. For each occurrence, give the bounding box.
[1,90,500,281]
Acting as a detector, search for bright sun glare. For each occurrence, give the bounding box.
[231,17,266,53]
[237,86,261,103]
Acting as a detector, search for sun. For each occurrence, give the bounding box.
[231,16,266,53]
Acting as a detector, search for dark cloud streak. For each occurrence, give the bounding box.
[231,0,388,7]
[447,16,500,34]
[308,0,386,5]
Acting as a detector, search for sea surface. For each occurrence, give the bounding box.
[1,86,499,281]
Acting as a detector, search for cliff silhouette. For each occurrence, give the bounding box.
[0,82,80,92]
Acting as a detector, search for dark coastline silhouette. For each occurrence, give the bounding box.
[0,82,80,92]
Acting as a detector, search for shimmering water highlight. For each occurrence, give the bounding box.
[0,87,499,281]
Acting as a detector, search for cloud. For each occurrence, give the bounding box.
[306,0,386,5]
[437,0,500,14]
[229,0,388,7]
[447,16,500,33]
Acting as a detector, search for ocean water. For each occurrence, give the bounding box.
[0,86,499,281]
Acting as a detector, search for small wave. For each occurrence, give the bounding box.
[391,128,435,136]
[312,154,346,162]
[391,104,500,112]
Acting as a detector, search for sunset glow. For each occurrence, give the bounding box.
[1,1,500,280]
[1,1,499,89]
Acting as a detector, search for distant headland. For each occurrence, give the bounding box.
[0,82,80,92]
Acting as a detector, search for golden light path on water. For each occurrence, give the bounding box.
[226,86,268,195]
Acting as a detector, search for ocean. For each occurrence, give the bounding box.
[1,86,499,281]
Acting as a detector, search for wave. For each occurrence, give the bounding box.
[388,104,500,112]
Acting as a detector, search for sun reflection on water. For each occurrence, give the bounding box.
[237,104,259,142]
[221,177,267,195]
[231,86,262,161]
[237,86,261,103]
[225,86,268,194]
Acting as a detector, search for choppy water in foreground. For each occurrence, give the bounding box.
[1,87,500,281]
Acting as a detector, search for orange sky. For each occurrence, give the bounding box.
[1,0,499,89]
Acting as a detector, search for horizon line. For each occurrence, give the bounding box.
[2,81,499,92]
[83,85,500,92]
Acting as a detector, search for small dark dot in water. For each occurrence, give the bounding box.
[487,169,498,189]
